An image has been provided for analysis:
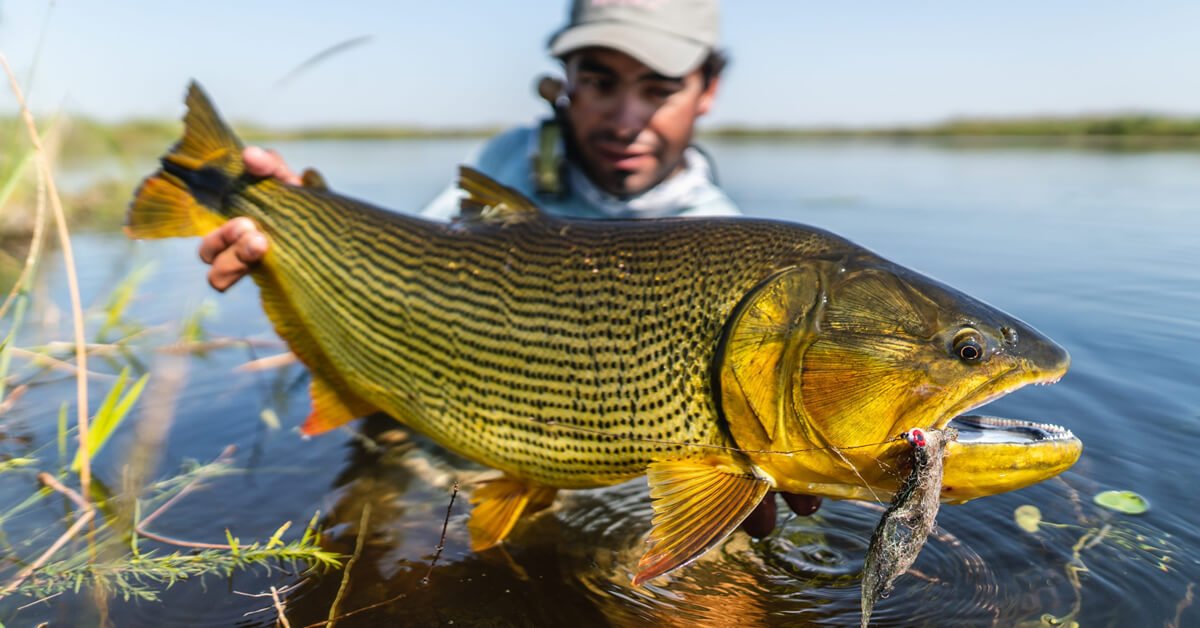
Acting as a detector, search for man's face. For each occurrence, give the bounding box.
[564,48,719,198]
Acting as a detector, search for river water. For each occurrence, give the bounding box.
[2,138,1198,626]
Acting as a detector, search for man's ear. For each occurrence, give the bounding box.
[697,75,720,116]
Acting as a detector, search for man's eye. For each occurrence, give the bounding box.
[578,75,614,91]
[646,85,680,100]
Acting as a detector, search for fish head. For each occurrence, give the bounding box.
[717,252,1079,503]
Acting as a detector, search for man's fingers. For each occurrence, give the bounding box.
[206,232,267,292]
[243,146,302,185]
[198,217,255,264]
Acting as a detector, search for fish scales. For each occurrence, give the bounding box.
[237,183,836,487]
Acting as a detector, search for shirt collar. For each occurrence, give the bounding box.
[565,147,716,219]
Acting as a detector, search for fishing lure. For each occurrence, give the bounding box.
[860,428,953,627]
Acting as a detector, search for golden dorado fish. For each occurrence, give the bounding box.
[127,83,1081,585]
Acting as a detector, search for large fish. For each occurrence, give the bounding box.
[127,83,1081,585]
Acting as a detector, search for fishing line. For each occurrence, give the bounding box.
[525,415,906,458]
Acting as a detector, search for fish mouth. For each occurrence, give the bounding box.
[948,414,1077,445]
[938,404,1081,503]
[932,361,1079,503]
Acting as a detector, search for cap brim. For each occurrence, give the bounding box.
[549,22,708,78]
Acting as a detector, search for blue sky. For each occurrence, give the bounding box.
[1,1,1196,129]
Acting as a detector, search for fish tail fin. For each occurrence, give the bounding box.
[126,81,244,239]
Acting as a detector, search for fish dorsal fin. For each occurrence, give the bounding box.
[717,265,822,449]
[633,458,771,585]
[467,476,558,551]
[457,166,542,225]
[300,167,330,191]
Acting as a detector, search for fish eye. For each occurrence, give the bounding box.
[953,329,985,363]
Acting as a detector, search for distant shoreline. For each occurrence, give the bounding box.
[4,114,1199,162]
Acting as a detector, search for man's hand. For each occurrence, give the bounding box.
[198,147,299,291]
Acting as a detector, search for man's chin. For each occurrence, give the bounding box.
[596,170,662,199]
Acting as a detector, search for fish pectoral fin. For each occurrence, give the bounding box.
[456,166,542,225]
[300,371,377,435]
[467,476,558,552]
[633,458,771,586]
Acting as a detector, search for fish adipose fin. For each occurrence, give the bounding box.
[633,458,771,586]
[467,476,558,551]
[126,81,245,239]
[457,166,542,225]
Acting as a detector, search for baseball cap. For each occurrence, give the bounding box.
[547,0,719,78]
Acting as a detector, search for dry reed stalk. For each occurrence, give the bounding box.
[325,503,371,628]
[1,54,92,502]
[271,585,292,628]
[234,351,298,372]
[422,481,459,585]
[134,445,238,550]
[158,337,284,356]
[6,347,116,380]
[0,472,96,598]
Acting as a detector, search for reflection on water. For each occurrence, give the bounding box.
[2,139,1199,626]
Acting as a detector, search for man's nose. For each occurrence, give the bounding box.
[608,91,654,138]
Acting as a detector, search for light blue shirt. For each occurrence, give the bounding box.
[421,125,741,220]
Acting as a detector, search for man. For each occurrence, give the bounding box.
[198,0,820,533]
[201,0,737,290]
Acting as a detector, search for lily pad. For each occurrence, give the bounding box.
[1093,490,1149,514]
[1014,505,1042,533]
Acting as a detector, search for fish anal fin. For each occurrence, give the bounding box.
[301,371,376,435]
[633,458,771,586]
[457,166,542,225]
[468,476,558,551]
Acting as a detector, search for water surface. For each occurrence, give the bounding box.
[2,138,1198,626]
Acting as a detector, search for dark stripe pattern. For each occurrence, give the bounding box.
[231,182,849,488]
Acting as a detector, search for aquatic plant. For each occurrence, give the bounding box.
[0,58,341,620]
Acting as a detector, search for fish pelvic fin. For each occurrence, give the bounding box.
[467,476,558,551]
[457,166,542,225]
[300,371,378,435]
[633,458,771,586]
[126,81,244,239]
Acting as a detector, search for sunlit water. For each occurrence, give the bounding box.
[2,139,1198,626]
